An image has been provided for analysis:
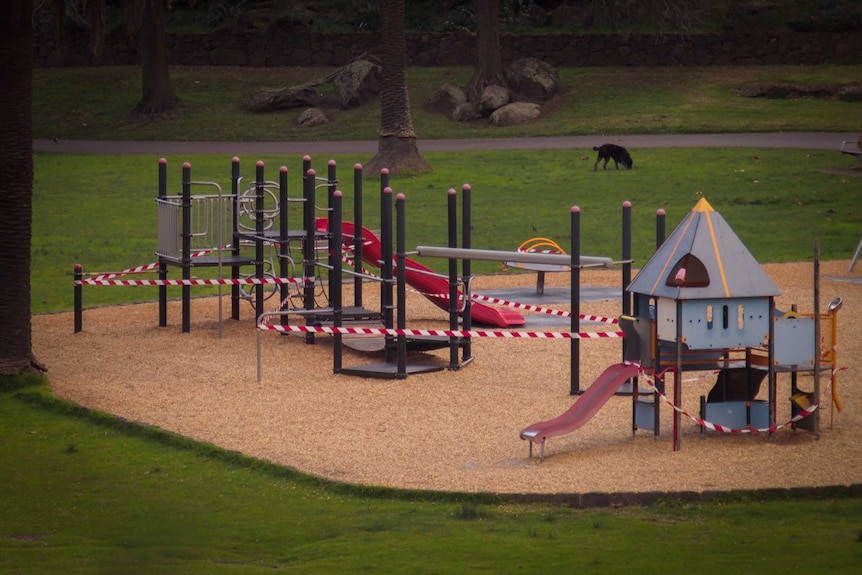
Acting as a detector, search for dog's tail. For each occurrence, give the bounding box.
[592,146,599,151]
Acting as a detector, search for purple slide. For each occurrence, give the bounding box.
[520,363,641,454]
[328,220,525,328]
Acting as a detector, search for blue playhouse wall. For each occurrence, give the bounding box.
[655,296,771,350]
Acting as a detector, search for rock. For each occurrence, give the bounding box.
[505,58,559,101]
[427,83,467,116]
[479,85,510,115]
[296,108,329,127]
[490,102,541,127]
[333,60,381,109]
[838,84,862,102]
[452,101,480,122]
[736,82,839,99]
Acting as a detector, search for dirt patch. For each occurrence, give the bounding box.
[33,261,862,495]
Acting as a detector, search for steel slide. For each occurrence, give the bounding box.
[520,362,641,449]
[327,220,525,327]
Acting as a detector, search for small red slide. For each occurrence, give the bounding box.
[326,220,524,327]
[520,363,640,454]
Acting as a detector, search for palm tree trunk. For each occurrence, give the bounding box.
[365,0,430,176]
[0,0,38,374]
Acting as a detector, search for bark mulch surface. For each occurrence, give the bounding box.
[34,261,862,496]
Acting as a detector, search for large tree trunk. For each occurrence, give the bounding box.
[365,0,431,176]
[134,0,181,115]
[0,0,41,375]
[466,0,505,104]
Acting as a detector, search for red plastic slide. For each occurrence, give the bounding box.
[323,219,524,327]
[520,363,641,448]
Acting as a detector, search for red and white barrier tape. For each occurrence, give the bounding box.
[470,293,618,324]
[77,277,306,287]
[257,323,625,340]
[625,361,822,433]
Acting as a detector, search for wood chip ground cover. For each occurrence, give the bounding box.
[34,261,862,495]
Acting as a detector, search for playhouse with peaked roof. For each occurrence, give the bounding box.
[619,198,838,450]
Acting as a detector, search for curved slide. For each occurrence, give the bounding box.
[323,219,524,327]
[520,363,640,453]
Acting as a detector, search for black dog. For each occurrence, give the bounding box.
[593,144,633,171]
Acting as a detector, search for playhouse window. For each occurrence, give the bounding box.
[665,254,710,288]
[738,304,745,330]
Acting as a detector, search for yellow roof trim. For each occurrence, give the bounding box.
[692,197,714,213]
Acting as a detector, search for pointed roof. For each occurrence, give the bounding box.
[628,198,780,300]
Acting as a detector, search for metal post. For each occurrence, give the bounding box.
[74,264,83,333]
[279,165,289,327]
[447,188,460,370]
[570,206,581,395]
[656,208,666,250]
[674,300,683,450]
[396,192,408,379]
[353,163,364,307]
[158,158,168,327]
[813,239,821,435]
[327,160,337,292]
[230,157,242,321]
[381,185,394,364]
[332,190,343,373]
[181,162,192,333]
[255,161,266,322]
[461,184,473,363]
[303,165,316,344]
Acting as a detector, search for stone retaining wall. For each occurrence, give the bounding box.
[35,29,862,68]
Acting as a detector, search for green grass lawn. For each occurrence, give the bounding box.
[33,147,860,313]
[33,65,862,141]
[11,64,862,573]
[3,384,861,574]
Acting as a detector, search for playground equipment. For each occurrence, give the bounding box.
[503,238,571,295]
[74,156,528,340]
[520,197,843,459]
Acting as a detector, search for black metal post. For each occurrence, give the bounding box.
[74,264,83,333]
[332,190,343,373]
[396,192,408,379]
[254,161,266,322]
[230,157,242,321]
[570,205,581,395]
[353,163,364,307]
[461,184,473,363]
[303,164,316,344]
[278,165,289,326]
[381,185,395,364]
[181,162,192,333]
[158,158,168,327]
[447,188,460,370]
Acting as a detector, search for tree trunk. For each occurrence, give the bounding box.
[0,0,40,375]
[365,0,431,176]
[134,0,181,115]
[466,0,505,104]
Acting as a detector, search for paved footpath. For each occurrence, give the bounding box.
[33,132,858,156]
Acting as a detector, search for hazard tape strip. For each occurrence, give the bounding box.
[77,277,306,287]
[624,361,821,433]
[91,249,220,281]
[257,323,625,340]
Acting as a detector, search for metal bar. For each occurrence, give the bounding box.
[416,246,613,268]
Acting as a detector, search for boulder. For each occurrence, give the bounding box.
[452,101,480,122]
[490,102,541,127]
[333,60,381,109]
[505,58,559,101]
[479,85,510,115]
[427,83,467,116]
[296,108,330,127]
